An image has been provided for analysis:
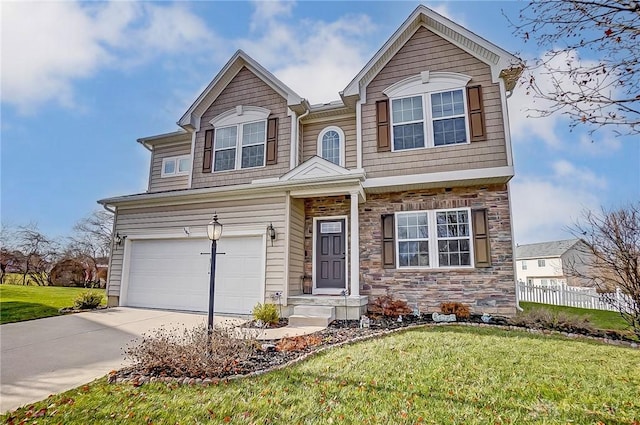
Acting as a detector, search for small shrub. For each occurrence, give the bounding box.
[252,302,279,325]
[73,290,104,309]
[368,295,413,318]
[440,302,471,320]
[276,335,322,352]
[124,324,256,378]
[510,308,595,334]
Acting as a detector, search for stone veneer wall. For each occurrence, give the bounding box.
[359,185,516,316]
[303,196,351,279]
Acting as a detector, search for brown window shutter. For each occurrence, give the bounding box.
[466,85,486,142]
[203,129,213,173]
[381,214,396,268]
[472,209,491,267]
[376,100,391,152]
[266,117,278,165]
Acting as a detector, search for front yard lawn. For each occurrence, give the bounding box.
[520,301,630,331]
[3,326,639,424]
[0,284,105,324]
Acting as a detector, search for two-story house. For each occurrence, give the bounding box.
[515,239,592,288]
[98,5,523,319]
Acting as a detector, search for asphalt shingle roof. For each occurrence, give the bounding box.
[515,239,580,260]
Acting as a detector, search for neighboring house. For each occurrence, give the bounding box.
[98,5,523,318]
[515,239,592,288]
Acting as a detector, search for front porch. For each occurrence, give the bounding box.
[287,294,369,321]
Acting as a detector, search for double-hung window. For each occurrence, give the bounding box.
[396,208,473,269]
[391,96,425,150]
[209,106,271,173]
[435,209,471,267]
[431,89,467,146]
[384,72,473,151]
[161,155,191,177]
[214,121,265,172]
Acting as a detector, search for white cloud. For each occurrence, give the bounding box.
[510,160,608,244]
[510,177,600,244]
[551,159,607,189]
[577,133,622,156]
[508,49,624,152]
[249,0,294,31]
[236,4,376,104]
[1,2,215,113]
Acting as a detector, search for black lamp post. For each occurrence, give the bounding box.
[206,214,223,352]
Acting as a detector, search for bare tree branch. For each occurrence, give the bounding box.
[510,0,640,135]
[567,203,640,337]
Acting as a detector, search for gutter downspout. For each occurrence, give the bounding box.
[295,102,311,167]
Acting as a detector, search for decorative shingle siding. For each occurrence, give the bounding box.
[301,116,357,169]
[362,26,508,178]
[191,67,291,189]
[359,185,516,316]
[148,142,191,193]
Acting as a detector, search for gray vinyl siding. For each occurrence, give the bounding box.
[362,26,508,179]
[302,116,357,169]
[107,195,287,301]
[148,142,191,193]
[192,67,291,189]
[288,198,305,295]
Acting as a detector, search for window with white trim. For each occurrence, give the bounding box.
[214,120,266,172]
[317,126,345,166]
[161,155,191,177]
[209,105,270,173]
[391,89,468,151]
[521,261,527,270]
[538,259,546,267]
[396,208,473,269]
[436,210,471,267]
[383,71,472,151]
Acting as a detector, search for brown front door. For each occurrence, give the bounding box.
[315,219,346,291]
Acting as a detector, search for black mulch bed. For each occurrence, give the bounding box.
[112,313,637,385]
[112,314,512,384]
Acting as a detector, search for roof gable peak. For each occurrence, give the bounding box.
[342,4,522,101]
[178,50,305,131]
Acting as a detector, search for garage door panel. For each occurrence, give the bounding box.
[125,236,263,314]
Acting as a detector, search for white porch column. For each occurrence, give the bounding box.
[350,191,360,296]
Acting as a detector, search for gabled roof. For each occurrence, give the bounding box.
[342,5,523,103]
[516,239,582,260]
[279,156,357,181]
[178,50,307,131]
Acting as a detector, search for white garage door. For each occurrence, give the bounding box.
[124,236,264,314]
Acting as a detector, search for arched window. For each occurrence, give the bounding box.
[317,126,345,166]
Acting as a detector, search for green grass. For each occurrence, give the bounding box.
[520,301,630,331]
[0,285,105,324]
[3,326,639,424]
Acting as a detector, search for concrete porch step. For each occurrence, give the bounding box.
[288,305,335,327]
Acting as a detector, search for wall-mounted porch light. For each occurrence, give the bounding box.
[114,233,126,246]
[267,223,276,246]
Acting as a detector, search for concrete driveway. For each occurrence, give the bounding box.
[0,307,239,413]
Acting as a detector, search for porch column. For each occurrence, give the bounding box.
[350,191,360,296]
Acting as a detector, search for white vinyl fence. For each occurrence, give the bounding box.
[517,282,636,313]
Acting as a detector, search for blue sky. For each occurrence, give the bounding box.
[2,1,638,245]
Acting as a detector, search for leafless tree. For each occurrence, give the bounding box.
[510,0,640,135]
[14,223,60,285]
[66,210,114,284]
[568,204,640,337]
